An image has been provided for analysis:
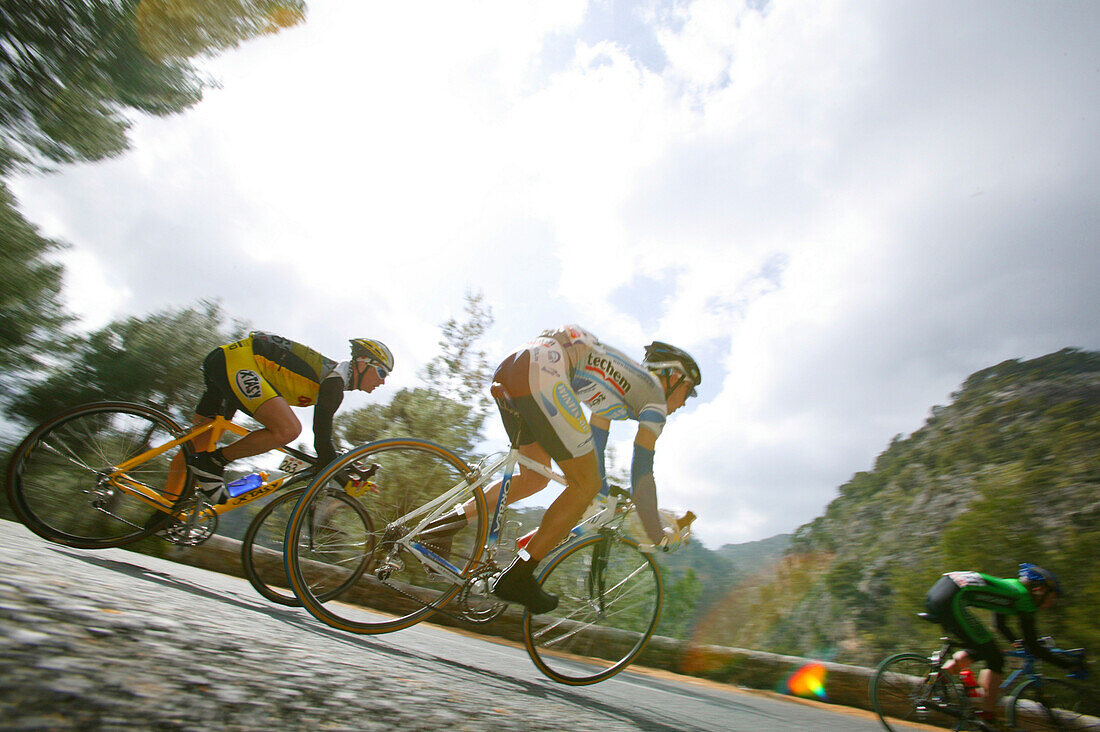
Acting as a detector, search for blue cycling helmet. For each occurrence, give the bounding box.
[1019,563,1063,596]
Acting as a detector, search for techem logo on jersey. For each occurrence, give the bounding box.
[553,382,589,434]
[235,369,263,400]
[584,354,630,396]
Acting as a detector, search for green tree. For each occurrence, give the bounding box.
[1,0,306,169]
[658,567,703,639]
[337,292,495,460]
[10,300,247,425]
[0,0,303,427]
[421,291,495,431]
[0,181,70,392]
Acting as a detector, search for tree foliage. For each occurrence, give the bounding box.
[694,349,1100,666]
[0,0,304,422]
[9,300,247,425]
[0,181,70,392]
[0,0,305,170]
[336,292,495,461]
[420,291,495,433]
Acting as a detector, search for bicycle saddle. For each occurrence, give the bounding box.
[490,381,513,404]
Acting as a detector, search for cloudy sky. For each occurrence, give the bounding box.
[10,0,1100,548]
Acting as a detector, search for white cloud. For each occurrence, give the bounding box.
[9,0,1100,547]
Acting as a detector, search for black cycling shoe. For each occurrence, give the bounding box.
[491,563,558,614]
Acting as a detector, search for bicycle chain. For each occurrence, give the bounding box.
[377,541,503,625]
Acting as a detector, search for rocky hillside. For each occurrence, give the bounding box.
[687,348,1100,668]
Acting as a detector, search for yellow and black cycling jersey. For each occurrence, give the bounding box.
[196,331,352,465]
[225,331,345,409]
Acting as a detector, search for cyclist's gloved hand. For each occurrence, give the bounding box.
[653,513,692,553]
[656,530,681,553]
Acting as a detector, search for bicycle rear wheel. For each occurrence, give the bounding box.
[523,532,661,685]
[241,486,375,606]
[1008,677,1100,731]
[285,438,485,634]
[870,653,968,731]
[6,401,196,548]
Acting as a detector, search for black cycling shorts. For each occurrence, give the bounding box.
[195,347,247,419]
[493,350,575,463]
[925,575,1004,673]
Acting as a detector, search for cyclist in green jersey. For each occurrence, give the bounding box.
[924,564,1083,725]
[177,332,394,498]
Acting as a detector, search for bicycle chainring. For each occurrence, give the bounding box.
[160,502,218,546]
[458,566,506,624]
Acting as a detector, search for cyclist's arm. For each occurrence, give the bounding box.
[630,426,664,545]
[312,377,345,467]
[994,612,1017,644]
[590,414,612,497]
[1018,612,1078,669]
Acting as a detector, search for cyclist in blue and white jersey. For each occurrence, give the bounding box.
[484,325,701,613]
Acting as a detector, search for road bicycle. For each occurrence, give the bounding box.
[870,614,1096,730]
[5,400,375,607]
[284,416,686,685]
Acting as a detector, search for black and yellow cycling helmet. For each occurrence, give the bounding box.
[350,338,394,375]
[643,341,701,398]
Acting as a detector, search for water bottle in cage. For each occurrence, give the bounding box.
[959,668,981,697]
[226,472,268,498]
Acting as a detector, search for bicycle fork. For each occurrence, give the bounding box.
[586,537,611,615]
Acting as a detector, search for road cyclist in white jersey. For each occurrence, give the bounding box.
[421,325,701,614]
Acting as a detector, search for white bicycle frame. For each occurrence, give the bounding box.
[386,445,623,582]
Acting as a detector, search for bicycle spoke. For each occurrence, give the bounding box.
[871,653,967,732]
[284,439,482,633]
[1009,678,1100,731]
[524,534,661,685]
[7,403,194,549]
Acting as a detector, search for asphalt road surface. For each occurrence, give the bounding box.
[1,520,923,730]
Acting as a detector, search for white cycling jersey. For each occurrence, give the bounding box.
[538,325,667,436]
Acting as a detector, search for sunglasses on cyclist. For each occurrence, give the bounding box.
[669,371,697,399]
[357,358,389,380]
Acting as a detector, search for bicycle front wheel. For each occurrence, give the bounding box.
[870,653,968,731]
[241,486,375,606]
[6,401,196,548]
[285,438,485,634]
[1008,677,1100,731]
[523,532,661,685]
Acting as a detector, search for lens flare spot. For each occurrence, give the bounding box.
[786,662,828,700]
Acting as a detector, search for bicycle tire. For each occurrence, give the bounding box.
[285,438,485,634]
[870,652,969,731]
[523,532,662,685]
[241,486,375,606]
[6,401,196,549]
[1007,677,1100,731]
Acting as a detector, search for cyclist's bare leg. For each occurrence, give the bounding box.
[491,449,600,612]
[523,450,601,562]
[461,442,552,521]
[942,649,971,674]
[219,397,301,461]
[977,668,1002,717]
[164,415,219,499]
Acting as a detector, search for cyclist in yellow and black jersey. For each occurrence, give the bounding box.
[183,332,393,492]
